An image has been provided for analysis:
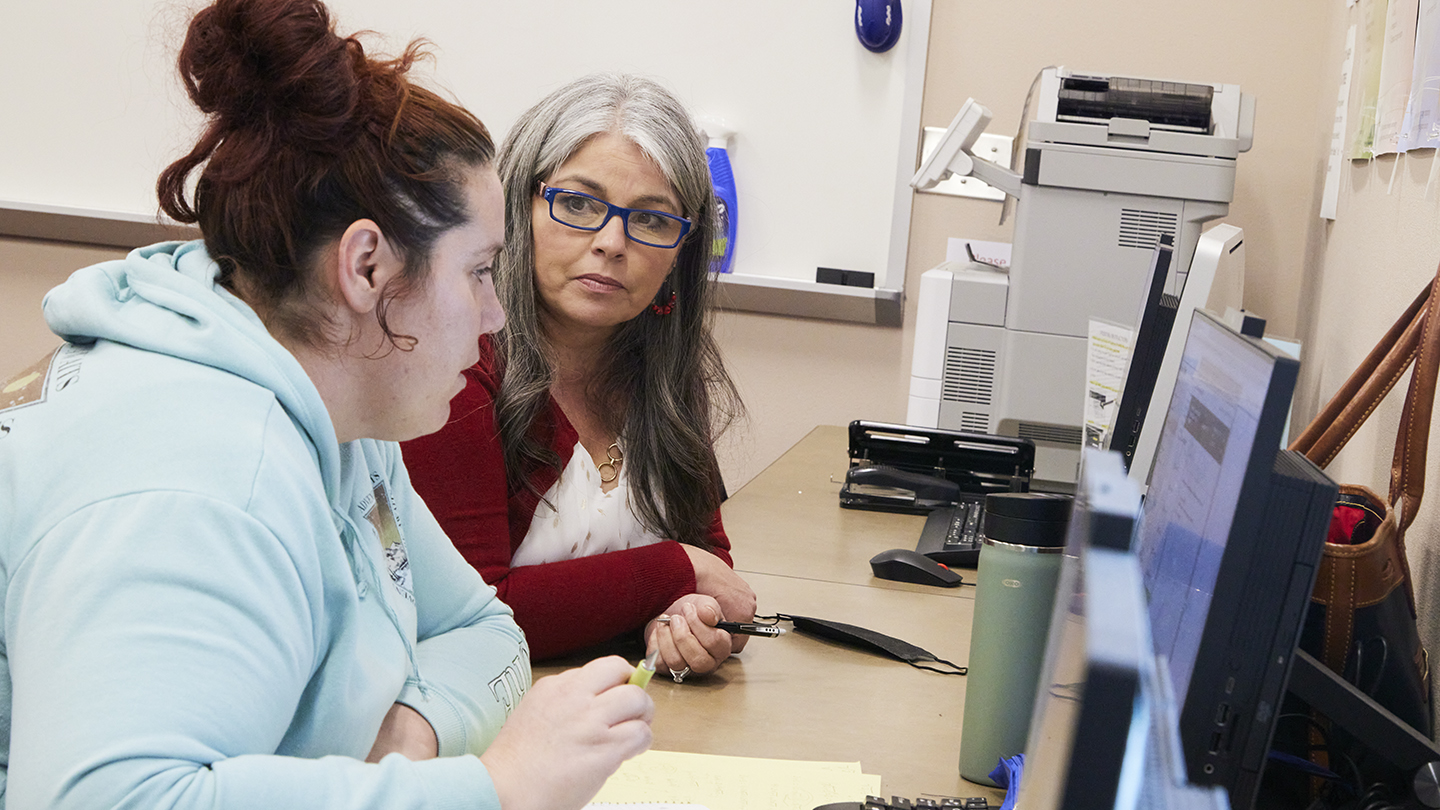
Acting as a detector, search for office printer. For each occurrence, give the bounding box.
[907,67,1253,487]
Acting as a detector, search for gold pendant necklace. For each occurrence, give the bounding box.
[597,441,624,483]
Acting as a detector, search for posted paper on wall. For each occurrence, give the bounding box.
[1323,25,1358,219]
[1352,0,1390,159]
[1400,0,1440,151]
[1373,0,1420,155]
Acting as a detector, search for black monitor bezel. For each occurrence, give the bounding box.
[1138,308,1301,806]
[1108,234,1177,471]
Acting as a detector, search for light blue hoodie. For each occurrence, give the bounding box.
[0,241,530,809]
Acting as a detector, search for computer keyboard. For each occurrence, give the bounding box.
[815,795,990,810]
[914,499,986,567]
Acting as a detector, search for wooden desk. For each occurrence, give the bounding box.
[723,425,937,590]
[539,425,1004,804]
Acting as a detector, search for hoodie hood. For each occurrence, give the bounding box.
[42,240,342,500]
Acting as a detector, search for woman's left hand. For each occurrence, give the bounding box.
[644,595,732,679]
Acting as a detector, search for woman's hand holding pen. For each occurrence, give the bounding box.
[481,656,654,810]
[680,545,757,647]
[645,595,732,677]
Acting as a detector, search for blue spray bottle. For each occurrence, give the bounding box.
[702,122,738,274]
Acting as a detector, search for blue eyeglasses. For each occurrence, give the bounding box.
[540,183,692,249]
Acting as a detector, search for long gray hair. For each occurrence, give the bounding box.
[492,73,743,549]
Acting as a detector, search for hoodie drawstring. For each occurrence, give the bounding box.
[332,510,432,698]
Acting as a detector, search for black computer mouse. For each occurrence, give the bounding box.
[869,547,963,587]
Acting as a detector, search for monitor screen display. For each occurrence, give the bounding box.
[1136,310,1279,702]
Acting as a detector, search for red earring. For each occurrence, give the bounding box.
[650,291,676,316]
[651,277,676,316]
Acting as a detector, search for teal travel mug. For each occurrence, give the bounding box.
[958,492,1072,785]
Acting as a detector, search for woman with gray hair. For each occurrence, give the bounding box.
[404,73,755,681]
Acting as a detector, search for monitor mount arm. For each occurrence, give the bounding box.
[1287,650,1440,806]
[910,98,1023,199]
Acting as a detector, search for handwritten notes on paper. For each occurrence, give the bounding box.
[587,750,883,810]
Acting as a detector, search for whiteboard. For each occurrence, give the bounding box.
[1,1,928,292]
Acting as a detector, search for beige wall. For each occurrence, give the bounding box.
[716,0,1332,488]
[2,2,1333,497]
[1,237,125,376]
[1301,1,1440,709]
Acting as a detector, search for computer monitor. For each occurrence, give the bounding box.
[1134,309,1335,809]
[1015,448,1231,810]
[1107,234,1177,471]
[1124,226,1246,486]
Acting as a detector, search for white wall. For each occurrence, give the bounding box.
[1,0,926,291]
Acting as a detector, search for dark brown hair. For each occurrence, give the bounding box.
[157,0,495,348]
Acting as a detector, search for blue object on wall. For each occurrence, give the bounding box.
[854,0,902,53]
[707,145,738,274]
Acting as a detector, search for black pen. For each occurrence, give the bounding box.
[657,615,785,638]
[717,621,786,637]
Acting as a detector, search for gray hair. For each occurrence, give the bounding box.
[492,73,743,548]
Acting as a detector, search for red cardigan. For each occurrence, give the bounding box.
[401,336,733,660]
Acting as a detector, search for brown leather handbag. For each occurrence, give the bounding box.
[1283,265,1440,781]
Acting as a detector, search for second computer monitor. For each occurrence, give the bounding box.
[1014,448,1232,810]
[1014,449,1147,810]
[1107,234,1176,472]
[1135,308,1334,809]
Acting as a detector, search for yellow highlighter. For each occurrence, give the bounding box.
[628,648,660,689]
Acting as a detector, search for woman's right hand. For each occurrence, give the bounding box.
[681,544,757,626]
[480,656,653,810]
[645,594,732,676]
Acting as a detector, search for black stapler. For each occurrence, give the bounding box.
[838,421,1035,515]
[843,465,961,512]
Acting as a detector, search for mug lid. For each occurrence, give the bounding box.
[984,491,1073,522]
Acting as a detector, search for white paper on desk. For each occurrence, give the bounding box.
[946,238,1011,269]
[587,805,710,810]
[1373,0,1420,154]
[591,750,880,810]
[1399,0,1440,150]
[1324,25,1359,219]
[1084,319,1134,450]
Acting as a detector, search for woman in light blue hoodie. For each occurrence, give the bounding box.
[0,1,652,809]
